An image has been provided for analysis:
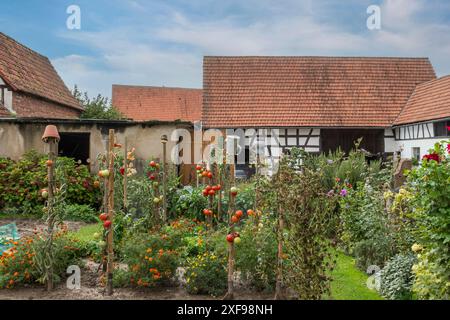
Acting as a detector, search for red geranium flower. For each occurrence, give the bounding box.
[422,153,440,162]
[447,144,450,154]
[119,167,125,175]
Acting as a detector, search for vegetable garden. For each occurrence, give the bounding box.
[0,128,449,300]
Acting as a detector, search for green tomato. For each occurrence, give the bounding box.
[233,237,241,245]
[98,240,106,248]
[153,197,160,204]
[93,232,101,239]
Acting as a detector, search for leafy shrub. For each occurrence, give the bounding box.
[407,140,450,299]
[380,253,416,300]
[235,216,277,292]
[339,182,396,270]
[0,151,101,215]
[185,251,228,297]
[412,248,450,299]
[0,230,83,288]
[120,220,200,287]
[169,186,208,220]
[63,204,97,223]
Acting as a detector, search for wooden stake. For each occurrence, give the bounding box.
[274,159,285,300]
[106,129,115,296]
[162,139,168,223]
[123,138,128,212]
[224,193,235,300]
[45,139,57,291]
[224,167,236,300]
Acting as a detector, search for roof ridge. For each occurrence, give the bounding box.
[0,32,48,60]
[112,84,202,91]
[203,55,431,60]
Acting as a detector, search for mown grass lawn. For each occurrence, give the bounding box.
[329,251,382,300]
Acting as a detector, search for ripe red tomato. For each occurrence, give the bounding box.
[149,174,156,180]
[226,234,235,243]
[46,160,53,167]
[205,185,212,191]
[231,191,238,197]
[208,189,215,196]
[231,215,239,223]
[203,209,210,215]
[195,165,202,171]
[207,172,213,179]
[215,184,221,190]
[202,171,208,177]
[99,213,108,221]
[119,167,125,176]
[235,210,243,218]
[247,209,254,216]
[103,220,112,228]
[149,161,157,168]
[202,189,209,197]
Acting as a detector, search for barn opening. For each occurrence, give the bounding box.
[58,132,90,165]
[320,129,384,155]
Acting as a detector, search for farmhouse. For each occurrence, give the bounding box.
[392,75,450,160]
[0,32,82,118]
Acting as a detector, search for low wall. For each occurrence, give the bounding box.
[0,118,193,173]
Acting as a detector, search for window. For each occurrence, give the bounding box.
[412,147,420,161]
[433,120,450,137]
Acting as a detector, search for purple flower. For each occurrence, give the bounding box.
[340,189,347,197]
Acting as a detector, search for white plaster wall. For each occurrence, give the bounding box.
[396,138,446,159]
[384,128,397,153]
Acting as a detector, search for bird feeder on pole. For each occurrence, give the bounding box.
[41,125,60,291]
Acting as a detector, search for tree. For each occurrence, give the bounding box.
[72,85,124,120]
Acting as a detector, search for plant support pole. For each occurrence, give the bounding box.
[106,129,115,296]
[123,138,128,212]
[162,136,168,223]
[45,139,57,291]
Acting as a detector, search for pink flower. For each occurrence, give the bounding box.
[447,144,450,154]
[340,189,347,197]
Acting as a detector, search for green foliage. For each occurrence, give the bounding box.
[0,231,83,288]
[73,86,123,120]
[407,140,450,299]
[235,216,278,292]
[169,186,208,220]
[267,151,337,299]
[339,183,396,270]
[0,151,100,215]
[412,248,450,299]
[380,253,416,300]
[63,204,97,223]
[185,251,228,296]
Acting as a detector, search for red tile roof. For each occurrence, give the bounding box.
[0,32,82,111]
[394,75,450,125]
[202,56,436,128]
[112,85,202,122]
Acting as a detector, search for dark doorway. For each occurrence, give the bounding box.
[320,129,384,155]
[58,132,90,165]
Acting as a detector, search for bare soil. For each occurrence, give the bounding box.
[0,218,87,238]
[0,218,273,300]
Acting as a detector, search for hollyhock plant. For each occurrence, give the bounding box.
[422,153,440,163]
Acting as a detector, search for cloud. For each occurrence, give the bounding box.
[52,0,450,98]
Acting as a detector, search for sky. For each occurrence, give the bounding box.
[2,0,450,99]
